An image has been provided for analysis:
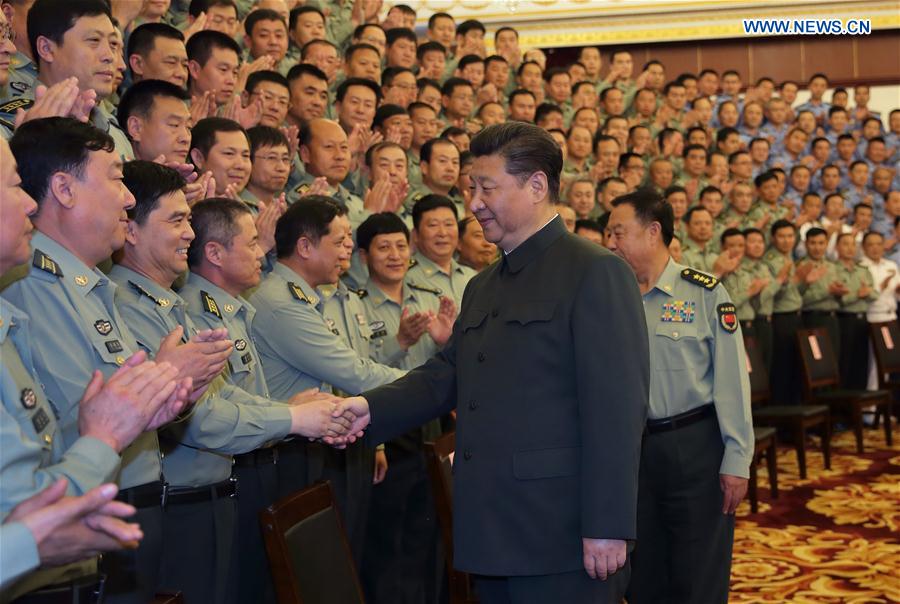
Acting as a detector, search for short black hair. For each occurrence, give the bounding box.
[286,62,327,84]
[346,42,380,63]
[275,195,346,258]
[373,104,408,131]
[420,137,458,164]
[357,212,410,251]
[10,118,115,212]
[456,19,485,37]
[805,227,828,241]
[457,54,484,72]
[127,23,184,70]
[720,227,744,245]
[770,218,795,237]
[535,102,563,124]
[470,122,563,203]
[289,5,324,31]
[508,88,535,104]
[118,79,190,141]
[187,198,253,268]
[683,143,708,159]
[428,12,453,29]
[364,141,405,169]
[754,170,778,188]
[300,38,337,61]
[244,8,286,36]
[441,76,473,98]
[28,0,111,64]
[417,40,447,60]
[247,125,289,156]
[575,219,603,235]
[385,27,416,46]
[189,0,236,19]
[412,194,458,229]
[611,187,675,246]
[122,161,187,226]
[336,77,382,103]
[382,66,415,88]
[245,70,289,95]
[190,117,248,161]
[516,60,541,77]
[494,26,517,40]
[186,29,241,68]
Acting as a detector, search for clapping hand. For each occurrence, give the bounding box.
[426,296,457,346]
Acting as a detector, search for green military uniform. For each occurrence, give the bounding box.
[315,280,380,566]
[798,257,842,355]
[741,256,779,370]
[238,187,263,215]
[405,183,467,222]
[719,206,757,232]
[108,264,293,604]
[0,297,119,599]
[560,158,590,185]
[764,247,804,404]
[407,149,423,188]
[752,201,791,243]
[680,238,719,274]
[4,51,38,100]
[0,523,40,592]
[629,260,753,604]
[405,252,475,307]
[248,263,405,500]
[180,272,279,604]
[3,233,166,603]
[359,279,445,604]
[92,101,134,161]
[836,260,877,388]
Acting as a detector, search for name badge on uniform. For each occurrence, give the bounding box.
[32,408,50,433]
[325,318,340,336]
[94,319,113,336]
[369,320,387,339]
[355,313,367,326]
[661,300,695,323]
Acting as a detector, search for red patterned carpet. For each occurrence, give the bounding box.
[730,424,900,603]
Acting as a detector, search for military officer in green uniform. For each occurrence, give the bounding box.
[606,189,753,604]
[354,212,457,604]
[764,219,805,404]
[720,229,771,342]
[834,233,877,388]
[739,228,779,369]
[406,195,476,306]
[680,206,725,275]
[798,227,845,355]
[405,137,467,219]
[248,196,405,501]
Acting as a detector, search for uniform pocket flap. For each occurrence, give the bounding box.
[504,301,557,325]
[461,309,488,331]
[654,323,698,341]
[513,446,579,480]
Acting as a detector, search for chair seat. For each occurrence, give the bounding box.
[754,426,776,441]
[814,389,888,403]
[755,405,829,419]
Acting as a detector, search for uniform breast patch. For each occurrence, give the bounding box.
[661,300,695,323]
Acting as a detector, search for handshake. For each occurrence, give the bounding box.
[288,392,372,447]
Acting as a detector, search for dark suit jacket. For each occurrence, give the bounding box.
[364,215,649,576]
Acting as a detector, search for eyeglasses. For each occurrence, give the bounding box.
[254,153,293,165]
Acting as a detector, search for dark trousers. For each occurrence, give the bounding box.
[627,415,735,604]
[839,313,870,389]
[100,505,163,604]
[233,457,280,604]
[275,439,311,500]
[159,493,237,604]
[771,311,803,404]
[319,441,376,567]
[362,447,442,604]
[474,566,630,604]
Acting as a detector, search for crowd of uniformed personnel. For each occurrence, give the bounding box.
[0,0,897,602]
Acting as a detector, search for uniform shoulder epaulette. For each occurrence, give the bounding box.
[294,183,310,196]
[288,281,310,303]
[408,282,442,296]
[201,290,222,319]
[32,249,63,277]
[351,287,368,298]
[0,97,34,116]
[408,258,419,268]
[411,192,425,203]
[128,281,170,307]
[680,267,719,290]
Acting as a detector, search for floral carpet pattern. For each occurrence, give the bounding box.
[730,426,900,603]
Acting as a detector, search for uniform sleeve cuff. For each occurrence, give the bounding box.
[380,338,408,366]
[0,522,39,590]
[65,436,121,487]
[719,452,752,479]
[264,406,294,440]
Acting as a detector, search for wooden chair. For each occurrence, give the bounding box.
[744,335,831,478]
[151,593,183,604]
[424,432,478,604]
[796,327,893,453]
[259,481,365,604]
[867,320,900,427]
[750,426,777,513]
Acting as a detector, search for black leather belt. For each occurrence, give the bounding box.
[234,447,279,468]
[13,574,105,604]
[646,404,715,434]
[164,477,236,507]
[772,310,801,317]
[115,480,166,508]
[838,311,866,320]
[803,310,837,317]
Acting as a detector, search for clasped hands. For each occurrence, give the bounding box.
[288,393,372,447]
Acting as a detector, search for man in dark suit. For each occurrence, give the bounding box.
[336,122,649,604]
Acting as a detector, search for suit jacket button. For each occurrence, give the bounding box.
[464,450,472,460]
[468,400,477,410]
[477,352,486,362]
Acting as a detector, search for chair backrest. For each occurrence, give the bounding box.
[795,327,840,397]
[868,320,900,379]
[742,334,770,404]
[424,432,477,604]
[259,481,365,604]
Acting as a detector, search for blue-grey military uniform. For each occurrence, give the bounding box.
[0,297,119,599]
[405,252,475,307]
[628,260,753,604]
[359,279,447,604]
[4,51,38,100]
[108,264,292,604]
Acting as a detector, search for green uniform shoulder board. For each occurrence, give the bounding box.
[412,192,425,203]
[409,282,442,296]
[0,97,34,115]
[408,258,418,268]
[128,281,166,306]
[294,183,310,195]
[352,288,368,298]
[32,249,63,277]
[680,267,718,290]
[288,281,309,303]
[201,291,222,319]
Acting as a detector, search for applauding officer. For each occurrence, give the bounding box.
[606,188,753,604]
